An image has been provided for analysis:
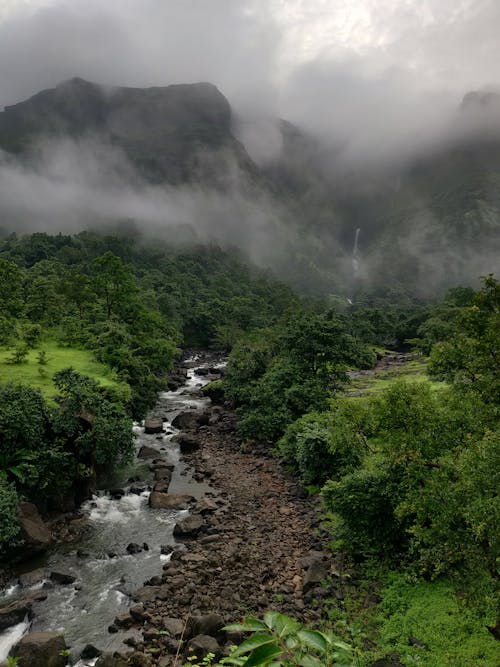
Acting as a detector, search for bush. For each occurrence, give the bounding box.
[0,478,21,555]
[277,405,369,486]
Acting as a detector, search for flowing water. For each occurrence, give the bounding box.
[0,356,219,664]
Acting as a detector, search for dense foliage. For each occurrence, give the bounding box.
[225,310,374,442]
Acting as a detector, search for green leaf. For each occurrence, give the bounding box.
[262,611,299,638]
[332,640,353,652]
[298,655,325,667]
[230,634,276,658]
[296,630,328,653]
[243,642,283,667]
[224,619,268,633]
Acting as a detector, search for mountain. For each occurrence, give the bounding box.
[0,77,258,186]
[0,78,499,298]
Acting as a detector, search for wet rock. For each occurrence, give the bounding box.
[109,488,125,499]
[173,514,204,537]
[50,571,77,585]
[153,468,172,483]
[171,411,199,430]
[126,543,143,555]
[177,433,202,454]
[185,634,221,660]
[152,479,171,493]
[81,644,102,659]
[194,367,210,376]
[195,497,218,514]
[114,612,134,629]
[18,567,46,587]
[0,596,38,631]
[9,631,67,667]
[137,445,158,459]
[144,418,164,434]
[132,586,160,603]
[129,484,148,495]
[150,493,194,509]
[160,544,173,555]
[16,502,51,555]
[130,604,149,623]
[96,653,129,667]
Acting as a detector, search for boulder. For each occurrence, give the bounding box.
[173,514,204,537]
[175,433,202,454]
[126,543,143,555]
[96,653,129,667]
[186,614,225,639]
[302,560,329,594]
[16,502,51,554]
[137,445,158,459]
[144,418,164,434]
[9,631,67,667]
[149,493,194,509]
[185,634,221,660]
[81,644,102,660]
[0,598,33,631]
[162,617,184,637]
[153,468,172,483]
[152,479,171,493]
[18,567,46,587]
[171,411,199,430]
[50,571,77,585]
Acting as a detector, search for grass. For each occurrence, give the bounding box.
[371,573,499,666]
[346,353,446,397]
[0,340,124,402]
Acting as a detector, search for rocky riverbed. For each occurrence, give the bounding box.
[0,355,353,667]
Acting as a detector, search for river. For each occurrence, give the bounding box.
[0,355,219,665]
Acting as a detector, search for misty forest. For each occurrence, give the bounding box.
[0,2,499,667]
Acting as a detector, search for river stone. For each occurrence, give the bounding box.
[96,653,129,667]
[50,571,77,585]
[186,614,225,639]
[171,411,199,430]
[144,418,163,434]
[81,644,102,659]
[152,479,171,493]
[9,631,67,667]
[18,567,46,587]
[16,502,51,554]
[176,433,201,453]
[185,634,221,660]
[162,617,184,637]
[137,445,158,459]
[173,514,204,537]
[126,542,142,554]
[302,560,329,593]
[153,467,172,483]
[0,591,47,631]
[150,493,194,509]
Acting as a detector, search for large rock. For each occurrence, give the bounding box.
[186,614,225,639]
[149,493,194,509]
[175,433,202,454]
[173,514,204,537]
[96,653,129,667]
[9,631,67,667]
[144,418,163,434]
[0,592,47,631]
[185,634,221,661]
[171,411,200,430]
[137,445,158,459]
[16,502,51,554]
[302,560,329,594]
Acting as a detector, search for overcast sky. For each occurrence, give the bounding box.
[0,0,499,160]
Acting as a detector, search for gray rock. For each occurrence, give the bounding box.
[144,418,163,434]
[137,445,158,459]
[162,616,184,637]
[150,493,194,509]
[302,561,329,594]
[16,502,51,554]
[186,614,225,639]
[9,631,67,667]
[50,571,77,585]
[173,514,204,537]
[96,653,129,667]
[18,567,46,587]
[185,634,221,660]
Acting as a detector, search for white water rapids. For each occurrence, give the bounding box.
[0,356,219,665]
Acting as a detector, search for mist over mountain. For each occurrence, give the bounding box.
[0,76,499,298]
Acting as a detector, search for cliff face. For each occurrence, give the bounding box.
[0,77,256,185]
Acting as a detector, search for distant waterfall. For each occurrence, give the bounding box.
[347,228,361,305]
[352,227,360,279]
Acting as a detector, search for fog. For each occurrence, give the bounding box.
[0,0,498,293]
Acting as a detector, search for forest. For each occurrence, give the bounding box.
[0,230,498,666]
